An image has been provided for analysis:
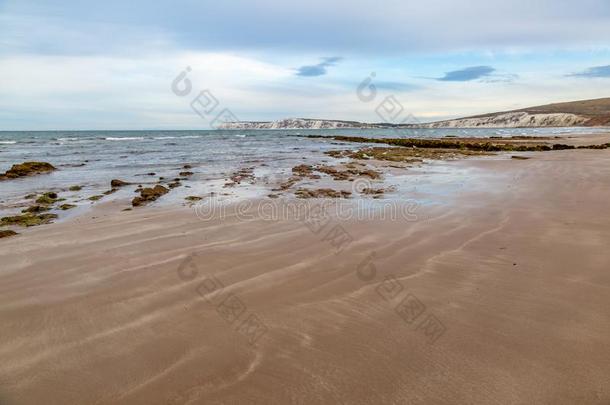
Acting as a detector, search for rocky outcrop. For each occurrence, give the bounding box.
[219,118,387,130]
[1,213,58,227]
[221,98,610,129]
[0,162,56,180]
[0,230,18,239]
[295,188,351,199]
[132,185,169,207]
[110,179,129,188]
[421,112,588,128]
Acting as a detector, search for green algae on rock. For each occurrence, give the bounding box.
[22,205,51,214]
[35,192,59,205]
[327,146,486,162]
[309,135,610,153]
[1,213,58,227]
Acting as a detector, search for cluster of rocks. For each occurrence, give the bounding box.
[225,167,255,187]
[267,162,387,199]
[0,162,206,238]
[1,190,68,233]
[315,164,380,181]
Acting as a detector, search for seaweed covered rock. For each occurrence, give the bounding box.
[310,135,554,152]
[35,192,59,205]
[316,165,381,181]
[292,164,314,176]
[1,213,58,227]
[59,204,77,210]
[132,185,169,207]
[295,188,351,199]
[361,187,386,195]
[0,162,56,180]
[22,205,51,213]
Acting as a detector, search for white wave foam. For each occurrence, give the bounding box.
[153,135,202,140]
[105,137,145,141]
[0,140,16,144]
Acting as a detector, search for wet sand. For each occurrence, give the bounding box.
[1,147,610,404]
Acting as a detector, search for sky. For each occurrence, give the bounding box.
[1,0,610,130]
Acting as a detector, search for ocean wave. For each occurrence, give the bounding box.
[0,141,16,144]
[152,135,203,140]
[105,137,145,141]
[234,134,247,138]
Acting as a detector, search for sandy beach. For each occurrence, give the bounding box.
[1,134,610,404]
[4,0,610,402]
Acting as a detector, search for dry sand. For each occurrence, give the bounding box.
[1,148,610,404]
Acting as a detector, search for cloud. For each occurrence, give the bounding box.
[568,65,610,78]
[480,73,519,83]
[296,56,342,77]
[4,0,610,56]
[437,66,496,82]
[374,81,419,91]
